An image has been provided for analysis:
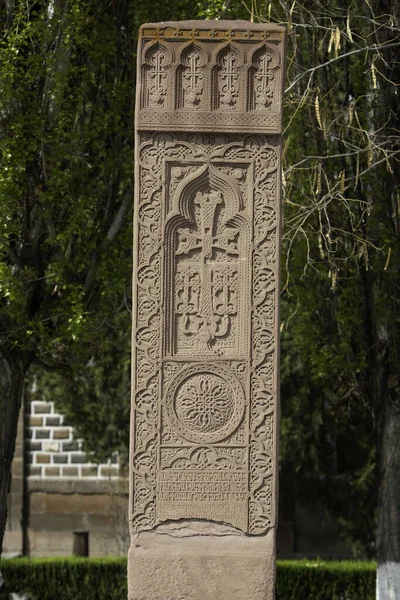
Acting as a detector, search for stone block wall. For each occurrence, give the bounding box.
[3,395,127,558]
[25,478,129,557]
[26,400,119,480]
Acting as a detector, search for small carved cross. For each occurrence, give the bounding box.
[221,53,238,96]
[152,51,165,90]
[186,52,201,92]
[259,52,273,90]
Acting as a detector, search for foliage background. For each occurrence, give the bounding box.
[1,0,399,559]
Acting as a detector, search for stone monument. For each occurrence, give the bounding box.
[129,20,285,600]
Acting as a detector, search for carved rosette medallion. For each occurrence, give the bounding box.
[132,20,285,537]
[164,364,245,444]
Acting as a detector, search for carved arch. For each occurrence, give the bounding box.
[163,165,251,357]
[141,41,172,109]
[211,44,244,111]
[247,43,280,111]
[175,43,207,110]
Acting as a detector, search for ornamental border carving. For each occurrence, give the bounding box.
[131,132,281,535]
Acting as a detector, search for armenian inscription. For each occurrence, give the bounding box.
[131,20,285,539]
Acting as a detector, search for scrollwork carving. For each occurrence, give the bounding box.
[161,445,246,470]
[132,131,280,534]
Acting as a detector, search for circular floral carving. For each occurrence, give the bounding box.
[164,363,245,443]
[175,374,233,434]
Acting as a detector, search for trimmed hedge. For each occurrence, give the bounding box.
[276,560,376,600]
[0,557,376,600]
[0,558,127,600]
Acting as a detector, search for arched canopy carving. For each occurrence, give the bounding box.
[141,41,172,109]
[164,164,250,358]
[137,23,285,132]
[212,44,244,111]
[247,43,281,111]
[176,43,207,110]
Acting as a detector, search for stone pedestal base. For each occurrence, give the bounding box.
[128,521,275,600]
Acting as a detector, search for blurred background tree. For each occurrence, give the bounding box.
[1,4,399,593]
[0,0,200,556]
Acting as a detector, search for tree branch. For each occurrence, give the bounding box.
[286,42,400,93]
[104,188,132,246]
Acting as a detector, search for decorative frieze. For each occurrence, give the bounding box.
[137,20,285,133]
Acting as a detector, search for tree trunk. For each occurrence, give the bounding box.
[376,379,400,600]
[0,350,25,558]
[373,4,400,595]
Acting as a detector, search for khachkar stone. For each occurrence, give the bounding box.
[129,20,285,600]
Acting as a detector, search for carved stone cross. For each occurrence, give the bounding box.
[130,19,285,600]
[183,51,203,106]
[148,48,167,106]
[176,190,239,348]
[219,52,239,108]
